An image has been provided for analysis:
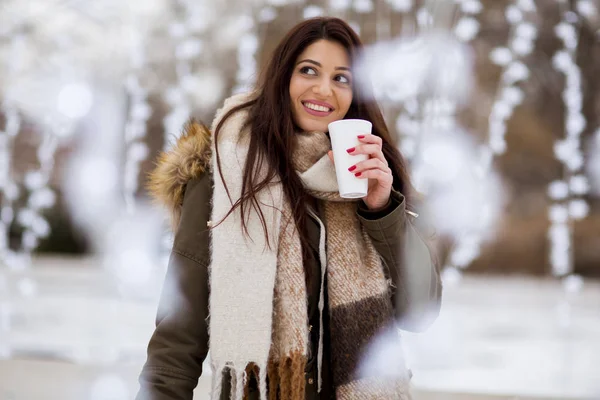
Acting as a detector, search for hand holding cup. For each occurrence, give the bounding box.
[328,119,393,209]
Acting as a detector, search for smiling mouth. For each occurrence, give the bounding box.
[301,101,334,116]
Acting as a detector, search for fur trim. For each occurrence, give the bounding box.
[147,119,212,229]
[146,92,255,230]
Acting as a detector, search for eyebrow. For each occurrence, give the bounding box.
[297,59,351,72]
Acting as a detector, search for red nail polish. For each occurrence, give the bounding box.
[358,135,365,139]
[355,172,362,177]
[347,147,355,153]
[348,165,357,172]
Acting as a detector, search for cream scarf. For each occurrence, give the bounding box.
[209,94,410,400]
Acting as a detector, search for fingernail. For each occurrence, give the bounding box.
[347,147,355,153]
[355,172,362,177]
[357,135,365,139]
[348,165,357,172]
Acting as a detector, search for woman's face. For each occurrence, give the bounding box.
[289,39,353,132]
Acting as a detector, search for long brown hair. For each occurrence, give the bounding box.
[213,17,415,271]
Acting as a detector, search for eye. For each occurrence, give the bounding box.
[335,74,351,84]
[300,66,317,75]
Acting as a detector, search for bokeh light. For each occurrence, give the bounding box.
[57,83,94,120]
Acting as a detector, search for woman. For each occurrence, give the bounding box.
[138,17,441,400]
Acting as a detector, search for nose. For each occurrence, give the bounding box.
[313,77,332,97]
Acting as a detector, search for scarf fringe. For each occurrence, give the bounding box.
[267,352,306,400]
[267,361,279,400]
[211,362,267,400]
[259,363,268,400]
[211,362,225,400]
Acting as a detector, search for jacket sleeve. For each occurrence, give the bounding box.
[357,190,442,332]
[136,174,212,400]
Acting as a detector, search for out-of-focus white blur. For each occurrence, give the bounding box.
[587,129,600,195]
[357,33,473,105]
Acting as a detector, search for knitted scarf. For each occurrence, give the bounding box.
[209,94,411,400]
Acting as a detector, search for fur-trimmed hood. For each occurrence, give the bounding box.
[147,93,252,228]
[147,120,212,228]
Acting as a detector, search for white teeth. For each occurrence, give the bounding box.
[304,102,331,112]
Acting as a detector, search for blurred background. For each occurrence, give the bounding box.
[0,0,599,399]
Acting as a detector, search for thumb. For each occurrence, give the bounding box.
[327,150,334,163]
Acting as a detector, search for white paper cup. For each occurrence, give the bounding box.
[328,119,372,199]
